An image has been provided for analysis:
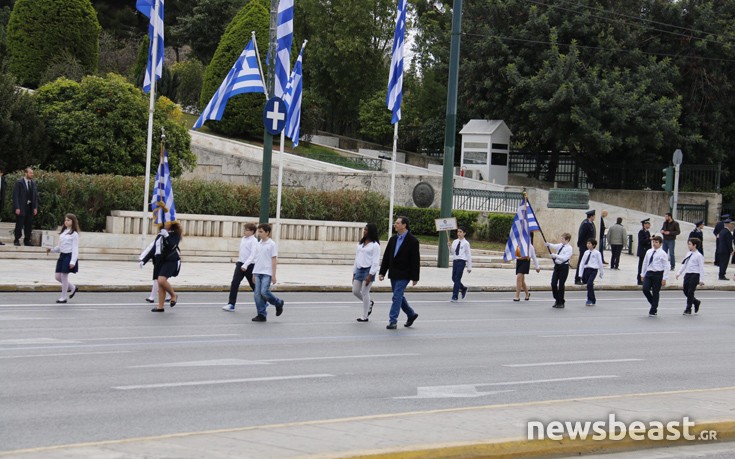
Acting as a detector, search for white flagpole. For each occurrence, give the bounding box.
[388,122,398,237]
[141,0,161,249]
[275,130,285,244]
[251,31,269,98]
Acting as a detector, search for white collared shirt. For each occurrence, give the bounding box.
[578,249,604,277]
[238,235,258,266]
[450,238,473,270]
[547,242,573,265]
[354,240,380,275]
[50,229,79,265]
[676,250,705,277]
[253,238,278,276]
[641,247,670,280]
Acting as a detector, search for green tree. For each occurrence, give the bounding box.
[199,0,269,138]
[172,59,204,109]
[6,0,100,88]
[0,71,49,172]
[35,73,195,176]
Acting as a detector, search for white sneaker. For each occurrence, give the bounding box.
[450,298,458,303]
[222,304,235,311]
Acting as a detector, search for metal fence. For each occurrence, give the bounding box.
[676,202,708,225]
[509,152,591,188]
[453,188,524,213]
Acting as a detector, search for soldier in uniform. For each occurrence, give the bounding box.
[637,218,652,285]
[713,214,729,265]
[575,209,597,285]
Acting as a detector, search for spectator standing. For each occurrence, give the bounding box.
[599,210,608,264]
[607,217,628,270]
[222,223,258,311]
[575,210,596,284]
[661,212,680,270]
[379,216,420,330]
[636,218,652,285]
[716,220,734,280]
[11,167,39,246]
[713,214,729,264]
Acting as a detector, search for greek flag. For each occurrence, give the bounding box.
[193,39,265,129]
[136,0,164,94]
[283,46,304,146]
[503,199,541,261]
[274,0,294,99]
[151,149,176,225]
[386,0,407,124]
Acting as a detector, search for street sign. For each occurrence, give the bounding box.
[435,217,458,231]
[672,149,683,166]
[263,97,287,135]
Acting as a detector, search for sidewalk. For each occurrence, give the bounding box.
[3,387,735,458]
[1,249,733,293]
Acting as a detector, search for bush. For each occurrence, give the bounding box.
[35,73,195,176]
[171,59,204,109]
[393,207,481,238]
[199,0,269,137]
[6,0,100,88]
[474,214,515,243]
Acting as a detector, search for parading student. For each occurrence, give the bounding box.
[545,232,574,309]
[222,223,258,312]
[640,235,669,317]
[251,223,285,322]
[449,227,472,302]
[676,238,705,315]
[578,239,604,306]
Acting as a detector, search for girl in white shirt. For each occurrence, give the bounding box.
[353,223,380,322]
[578,239,604,306]
[676,238,705,315]
[46,213,80,304]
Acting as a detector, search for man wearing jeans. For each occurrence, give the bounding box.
[661,212,680,270]
[251,223,284,322]
[379,216,420,330]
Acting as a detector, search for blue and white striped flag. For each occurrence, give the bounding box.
[151,149,176,225]
[193,39,266,129]
[274,0,294,99]
[136,0,164,94]
[503,198,541,261]
[386,0,407,124]
[283,45,304,146]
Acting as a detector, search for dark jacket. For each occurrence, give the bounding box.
[577,219,596,249]
[11,177,39,215]
[713,221,724,237]
[141,232,181,264]
[379,231,420,281]
[661,219,680,241]
[688,229,704,255]
[716,228,734,255]
[0,175,6,212]
[599,217,606,240]
[637,229,651,257]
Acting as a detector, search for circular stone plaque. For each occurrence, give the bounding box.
[412,182,435,208]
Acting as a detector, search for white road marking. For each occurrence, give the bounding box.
[84,334,240,341]
[112,373,334,390]
[477,375,619,386]
[540,331,680,338]
[0,351,132,359]
[0,338,81,345]
[260,353,419,363]
[131,359,267,368]
[504,359,643,367]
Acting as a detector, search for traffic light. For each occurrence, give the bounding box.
[662,166,673,192]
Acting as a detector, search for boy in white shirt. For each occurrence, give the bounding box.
[223,223,258,311]
[676,238,705,315]
[251,223,285,322]
[545,233,574,309]
[578,239,604,306]
[449,227,472,302]
[641,235,670,317]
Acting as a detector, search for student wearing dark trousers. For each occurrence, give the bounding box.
[676,238,705,315]
[636,219,652,285]
[578,239,604,306]
[641,235,669,317]
[716,220,734,280]
[575,210,596,284]
[222,223,258,311]
[546,233,573,309]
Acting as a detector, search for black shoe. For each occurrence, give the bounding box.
[145,298,155,303]
[252,314,267,322]
[69,287,78,299]
[151,307,164,312]
[461,286,468,299]
[0,241,4,245]
[683,310,692,316]
[56,299,67,304]
[23,240,31,246]
[553,304,565,309]
[275,299,284,316]
[169,296,177,307]
[13,240,20,246]
[719,276,729,280]
[513,298,521,302]
[386,323,397,330]
[404,313,418,327]
[356,318,368,322]
[368,300,374,316]
[694,300,701,313]
[574,280,583,285]
[637,281,643,286]
[649,311,657,317]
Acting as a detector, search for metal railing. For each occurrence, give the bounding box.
[453,188,524,213]
[509,152,590,188]
[676,202,708,225]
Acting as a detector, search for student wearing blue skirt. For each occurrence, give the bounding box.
[46,213,80,304]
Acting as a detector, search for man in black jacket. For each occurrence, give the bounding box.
[379,216,420,330]
[575,210,596,284]
[716,219,734,280]
[11,167,39,246]
[636,218,652,285]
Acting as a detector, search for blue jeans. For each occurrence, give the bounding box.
[451,259,466,300]
[254,274,281,317]
[389,279,416,324]
[662,240,675,270]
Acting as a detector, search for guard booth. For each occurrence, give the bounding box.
[458,120,512,184]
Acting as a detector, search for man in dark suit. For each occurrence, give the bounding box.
[575,209,596,284]
[0,164,6,245]
[637,218,652,285]
[599,210,608,264]
[11,167,39,246]
[379,216,420,330]
[716,219,734,280]
[713,214,729,265]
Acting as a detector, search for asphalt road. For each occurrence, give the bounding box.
[2,289,734,452]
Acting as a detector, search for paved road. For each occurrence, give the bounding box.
[2,290,734,453]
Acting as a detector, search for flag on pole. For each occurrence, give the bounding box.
[274,0,294,99]
[503,198,541,261]
[151,148,176,225]
[386,0,407,124]
[193,39,266,129]
[283,45,304,146]
[136,0,164,94]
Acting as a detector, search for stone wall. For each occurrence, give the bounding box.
[587,189,721,226]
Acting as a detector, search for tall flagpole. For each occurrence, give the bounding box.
[275,131,285,243]
[141,0,161,249]
[388,122,398,237]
